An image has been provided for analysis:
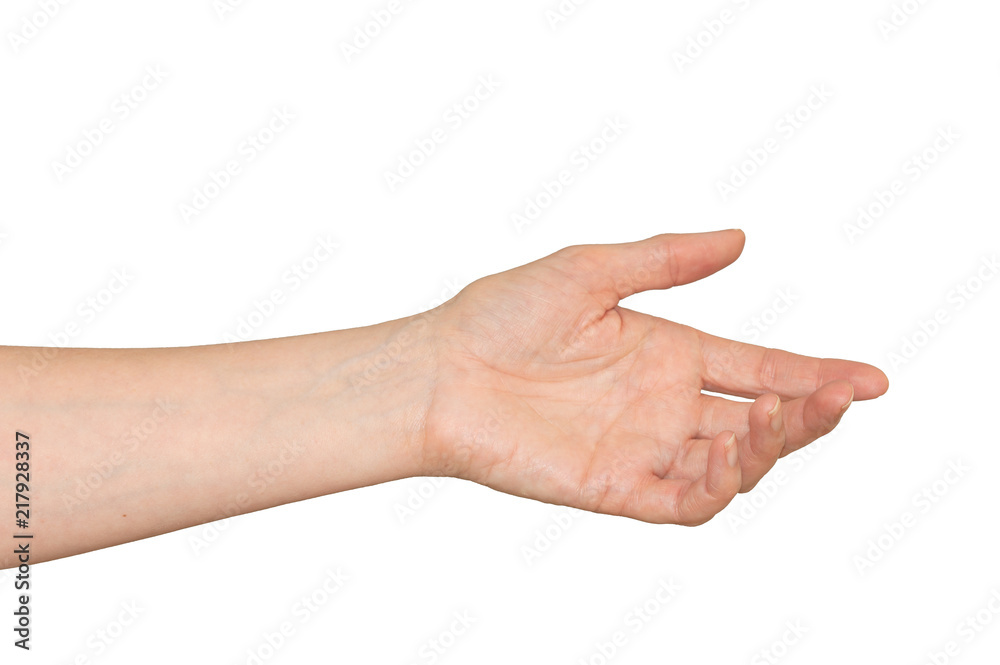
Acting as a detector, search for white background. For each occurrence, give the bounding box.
[2,0,999,663]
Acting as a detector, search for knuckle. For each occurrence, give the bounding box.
[663,238,680,287]
[757,348,782,393]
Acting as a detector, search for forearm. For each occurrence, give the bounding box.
[0,314,437,567]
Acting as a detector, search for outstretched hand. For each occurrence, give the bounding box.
[423,230,888,525]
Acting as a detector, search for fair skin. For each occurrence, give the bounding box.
[0,229,888,568]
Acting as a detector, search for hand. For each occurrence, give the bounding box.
[422,230,889,525]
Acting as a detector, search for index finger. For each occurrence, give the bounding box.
[696,329,890,401]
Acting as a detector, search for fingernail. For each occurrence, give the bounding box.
[840,386,855,413]
[724,434,739,467]
[768,396,782,431]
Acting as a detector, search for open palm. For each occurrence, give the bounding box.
[424,230,888,525]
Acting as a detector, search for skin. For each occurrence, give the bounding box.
[0,229,888,568]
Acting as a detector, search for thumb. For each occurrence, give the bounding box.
[562,229,746,305]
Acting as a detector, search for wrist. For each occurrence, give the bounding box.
[328,310,444,482]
